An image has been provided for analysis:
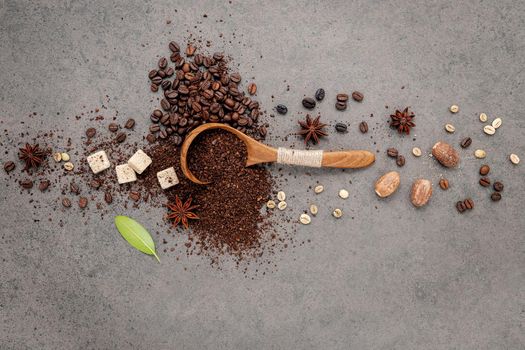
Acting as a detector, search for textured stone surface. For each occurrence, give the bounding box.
[1,0,524,349]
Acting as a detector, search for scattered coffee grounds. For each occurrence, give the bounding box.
[136,130,274,261]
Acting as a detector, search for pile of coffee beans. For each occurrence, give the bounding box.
[147,42,267,144]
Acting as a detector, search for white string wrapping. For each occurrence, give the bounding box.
[276,147,324,167]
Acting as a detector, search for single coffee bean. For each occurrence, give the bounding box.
[108,123,119,132]
[115,132,126,143]
[20,179,33,189]
[493,181,504,192]
[185,44,196,56]
[160,114,170,125]
[490,192,502,201]
[90,179,101,189]
[158,57,168,69]
[276,104,288,115]
[315,88,325,101]
[62,198,72,208]
[161,80,171,90]
[78,197,88,209]
[149,124,160,133]
[302,97,316,109]
[165,67,174,77]
[104,192,113,204]
[150,84,159,92]
[479,164,490,175]
[161,99,171,111]
[335,101,347,111]
[39,180,50,192]
[169,41,180,52]
[336,93,349,102]
[359,121,368,133]
[172,134,183,146]
[456,201,466,213]
[159,130,168,139]
[146,133,156,143]
[124,118,135,129]
[129,191,141,202]
[247,83,257,95]
[3,161,15,173]
[460,137,472,148]
[439,178,449,190]
[148,69,158,79]
[479,177,491,187]
[464,198,474,210]
[85,128,97,138]
[387,148,399,158]
[335,123,348,133]
[352,91,364,102]
[396,155,406,167]
[151,76,162,85]
[70,182,80,194]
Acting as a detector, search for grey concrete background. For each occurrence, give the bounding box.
[1,0,524,349]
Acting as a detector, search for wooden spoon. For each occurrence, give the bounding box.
[181,123,375,184]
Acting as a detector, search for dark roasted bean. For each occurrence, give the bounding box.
[335,101,347,111]
[490,192,501,201]
[302,97,316,109]
[90,179,101,189]
[387,148,399,158]
[396,155,406,167]
[62,198,72,208]
[479,165,490,176]
[108,123,119,132]
[146,133,156,143]
[493,181,504,192]
[115,132,126,143]
[276,104,288,115]
[460,137,472,148]
[456,201,466,213]
[3,161,15,173]
[159,130,168,139]
[336,93,349,102]
[464,198,474,210]
[335,123,348,133]
[352,91,364,102]
[359,121,368,133]
[85,128,96,138]
[315,88,325,101]
[70,182,80,194]
[20,179,33,189]
[129,191,141,202]
[158,57,168,69]
[150,84,159,92]
[124,118,135,129]
[148,70,158,79]
[104,192,113,204]
[479,177,491,187]
[169,41,180,52]
[39,180,50,192]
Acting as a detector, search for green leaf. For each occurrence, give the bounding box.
[114,216,160,262]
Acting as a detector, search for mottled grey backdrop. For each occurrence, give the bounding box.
[1,0,524,349]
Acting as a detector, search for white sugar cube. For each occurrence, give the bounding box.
[87,150,111,174]
[127,149,152,174]
[157,167,179,189]
[116,164,137,184]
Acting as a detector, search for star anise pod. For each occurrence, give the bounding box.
[166,195,199,229]
[298,114,328,145]
[390,107,415,135]
[18,143,46,172]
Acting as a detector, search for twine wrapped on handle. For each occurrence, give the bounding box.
[276,147,324,167]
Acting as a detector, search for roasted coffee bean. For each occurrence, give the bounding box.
[158,57,168,69]
[439,178,449,190]
[460,137,472,148]
[479,177,491,187]
[336,93,349,102]
[276,104,288,115]
[70,182,80,194]
[85,127,96,138]
[335,101,347,111]
[159,130,168,139]
[165,67,174,77]
[161,80,172,90]
[20,179,33,189]
[149,124,160,133]
[150,84,159,92]
[335,122,348,133]
[247,83,257,95]
[161,99,171,111]
[39,180,50,192]
[464,198,474,210]
[3,161,15,173]
[124,118,135,129]
[396,155,406,167]
[352,91,364,102]
[62,198,72,208]
[387,148,399,158]
[493,181,504,192]
[172,134,183,145]
[157,70,166,78]
[230,72,241,83]
[78,197,88,209]
[148,69,158,79]
[315,88,325,101]
[90,179,101,189]
[150,114,160,123]
[160,113,170,125]
[186,44,196,56]
[151,76,162,85]
[169,41,180,52]
[115,132,126,143]
[129,191,141,202]
[146,133,156,143]
[456,201,466,213]
[302,97,316,109]
[479,165,490,176]
[491,192,502,201]
[359,121,368,133]
[108,123,119,132]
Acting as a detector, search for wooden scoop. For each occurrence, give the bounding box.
[181,123,375,184]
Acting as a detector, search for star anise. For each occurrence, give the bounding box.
[18,143,46,172]
[390,107,415,135]
[298,114,328,145]
[166,195,199,229]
